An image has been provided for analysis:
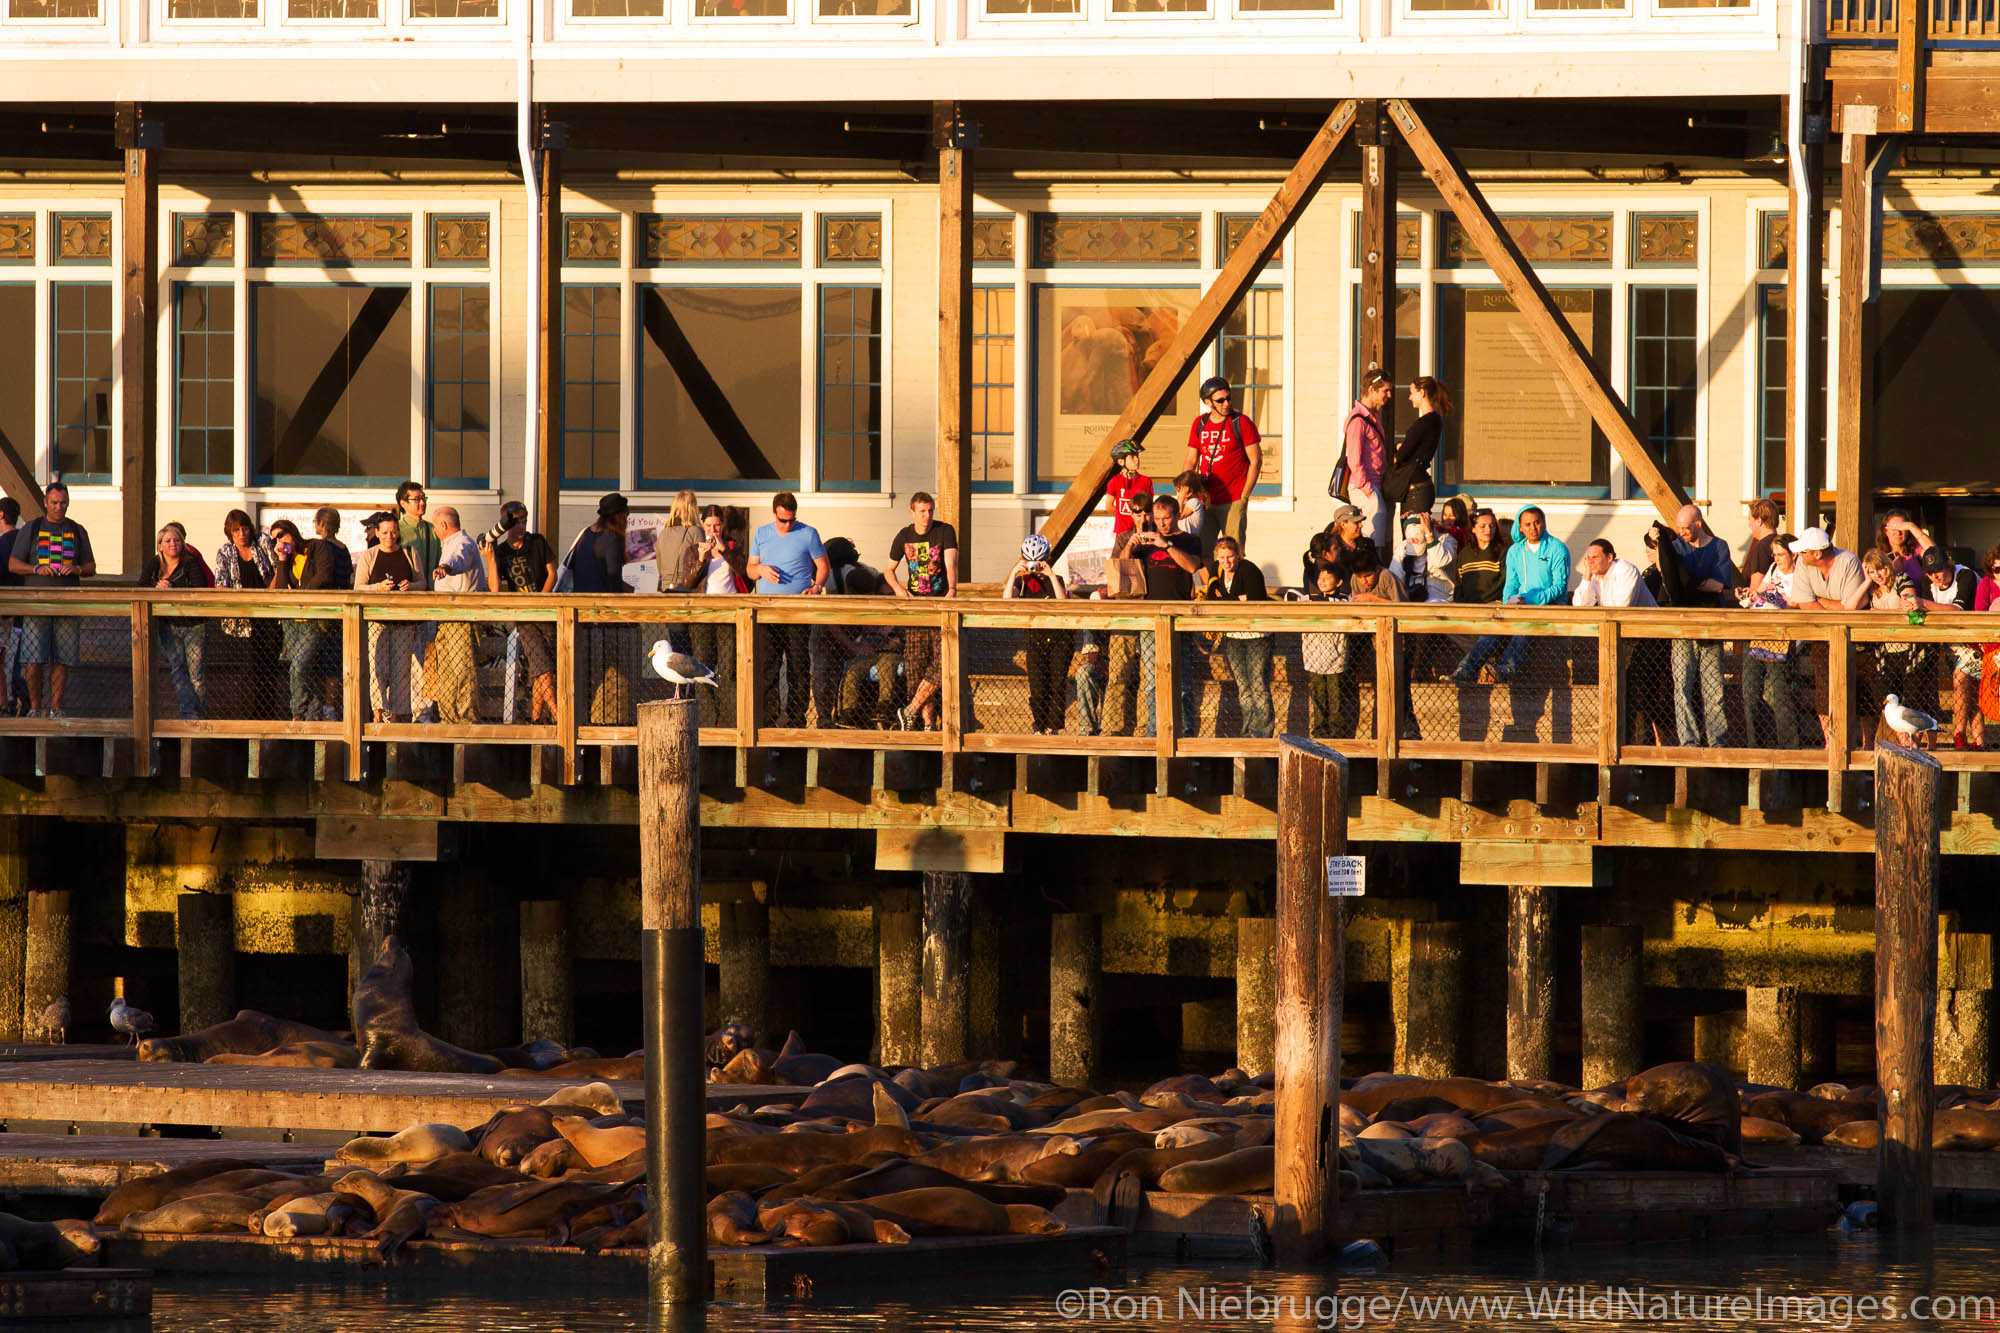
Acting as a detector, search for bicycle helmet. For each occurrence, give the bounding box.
[1109,439,1143,459]
[1021,534,1052,565]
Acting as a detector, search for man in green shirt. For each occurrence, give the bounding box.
[395,482,441,723]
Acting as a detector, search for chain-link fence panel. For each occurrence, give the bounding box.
[620,618,740,732]
[1289,624,1379,744]
[1734,631,1826,754]
[1856,632,1989,751]
[154,613,340,723]
[9,613,132,720]
[1180,626,1281,741]
[1408,628,1595,748]
[747,617,934,734]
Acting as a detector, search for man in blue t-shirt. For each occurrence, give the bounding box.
[747,492,829,726]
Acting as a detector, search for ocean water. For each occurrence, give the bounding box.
[86,1224,2000,1332]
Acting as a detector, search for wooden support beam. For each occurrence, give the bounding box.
[1894,0,1928,134]
[1833,129,1901,554]
[1383,99,1688,523]
[1356,101,1397,387]
[533,117,563,550]
[116,104,159,578]
[935,102,975,570]
[1036,100,1357,559]
[1784,117,1827,533]
[1874,741,1939,1231]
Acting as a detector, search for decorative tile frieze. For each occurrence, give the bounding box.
[820,214,882,265]
[1219,214,1282,267]
[1033,214,1201,266]
[565,216,621,264]
[54,214,112,263]
[0,215,34,264]
[1631,213,1698,266]
[175,214,235,267]
[1439,213,1612,267]
[971,216,1015,264]
[1880,211,2000,266]
[642,215,802,265]
[428,215,490,266]
[253,214,413,266]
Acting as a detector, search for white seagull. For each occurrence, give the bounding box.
[108,997,155,1047]
[648,641,719,700]
[38,996,69,1045]
[1882,694,1943,749]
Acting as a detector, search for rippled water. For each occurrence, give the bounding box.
[72,1225,2000,1332]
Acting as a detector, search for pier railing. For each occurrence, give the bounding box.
[0,590,1993,782]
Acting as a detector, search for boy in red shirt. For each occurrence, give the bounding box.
[1104,439,1154,537]
[1184,375,1262,551]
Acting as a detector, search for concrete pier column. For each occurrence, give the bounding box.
[1579,924,1643,1088]
[175,892,236,1035]
[24,890,70,1047]
[920,872,973,1067]
[1505,885,1556,1082]
[1745,985,1803,1089]
[969,904,1001,1061]
[1048,913,1100,1086]
[876,907,921,1068]
[350,859,410,991]
[1391,921,1464,1078]
[0,821,29,1042]
[437,870,513,1053]
[718,898,770,1038]
[1235,916,1276,1078]
[519,899,573,1048]
[1938,932,1993,1089]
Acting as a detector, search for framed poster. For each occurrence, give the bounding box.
[1033,287,1201,487]
[1458,289,1595,485]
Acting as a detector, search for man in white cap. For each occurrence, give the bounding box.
[1785,527,1866,746]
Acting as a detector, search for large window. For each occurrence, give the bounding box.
[1628,286,1697,496]
[428,285,490,488]
[1756,286,1827,498]
[253,284,412,483]
[51,282,112,484]
[1439,285,1611,495]
[1221,288,1284,495]
[174,284,235,484]
[562,285,621,489]
[972,286,1014,489]
[1872,288,2000,490]
[1032,285,1200,489]
[637,286,801,489]
[0,286,30,477]
[818,285,882,490]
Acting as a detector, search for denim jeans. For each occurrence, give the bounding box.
[1672,638,1731,747]
[156,621,204,720]
[1453,634,1529,680]
[1074,659,1104,735]
[283,619,324,721]
[1740,652,1800,750]
[1220,635,1272,737]
[1135,633,1196,739]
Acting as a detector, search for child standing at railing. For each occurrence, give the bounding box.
[1004,535,1071,736]
[1294,562,1349,739]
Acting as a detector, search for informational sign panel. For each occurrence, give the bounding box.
[1326,855,1367,897]
[1459,288,1596,485]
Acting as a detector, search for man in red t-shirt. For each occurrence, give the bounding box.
[1103,439,1154,537]
[1183,376,1262,551]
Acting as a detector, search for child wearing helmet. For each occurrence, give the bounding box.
[1005,534,1072,735]
[1105,440,1154,538]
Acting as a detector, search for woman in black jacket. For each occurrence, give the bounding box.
[1384,377,1453,520]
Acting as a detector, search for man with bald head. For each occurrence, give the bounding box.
[425,506,487,725]
[1669,503,1738,746]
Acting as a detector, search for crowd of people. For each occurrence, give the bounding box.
[2,368,1996,748]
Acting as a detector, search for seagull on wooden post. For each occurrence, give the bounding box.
[108,997,155,1047]
[1882,694,1943,750]
[39,997,69,1045]
[647,641,719,700]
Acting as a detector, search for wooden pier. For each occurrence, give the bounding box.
[0,1135,329,1197]
[1495,1167,1840,1245]
[0,1269,151,1320]
[1748,1144,2000,1194]
[1054,1186,1492,1261]
[0,1062,804,1137]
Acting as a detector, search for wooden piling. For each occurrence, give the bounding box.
[1579,924,1642,1088]
[1049,913,1100,1087]
[1391,921,1464,1079]
[174,893,235,1036]
[24,891,70,1049]
[1937,932,1993,1089]
[1506,885,1556,1082]
[920,871,973,1067]
[1273,735,1346,1267]
[1875,742,1939,1231]
[637,699,706,1304]
[0,821,27,1042]
[718,898,769,1039]
[1235,916,1276,1079]
[1745,986,1802,1090]
[876,907,921,1068]
[519,899,574,1048]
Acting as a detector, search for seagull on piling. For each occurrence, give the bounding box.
[108,997,154,1047]
[1882,694,1944,750]
[38,997,69,1046]
[647,641,719,700]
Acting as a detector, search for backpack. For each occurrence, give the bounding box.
[550,528,591,594]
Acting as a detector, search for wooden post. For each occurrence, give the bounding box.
[0,822,25,1042]
[1356,101,1397,386]
[1235,915,1276,1079]
[1745,985,1803,1089]
[437,867,512,1054]
[1391,921,1463,1078]
[556,606,578,784]
[637,699,705,1304]
[1506,884,1556,1082]
[1597,621,1620,766]
[1827,625,1852,805]
[1384,99,1688,522]
[1153,614,1175,765]
[1579,923,1642,1088]
[1894,0,1927,133]
[129,602,152,768]
[1874,741,1939,1231]
[1048,913,1100,1086]
[1785,124,1827,531]
[520,899,574,1047]
[935,101,975,569]
[876,906,921,1067]
[1036,101,1358,558]
[920,871,972,1066]
[1273,735,1346,1267]
[1937,932,1993,1089]
[534,114,564,549]
[718,897,769,1039]
[734,605,757,749]
[175,892,234,1036]
[342,605,364,780]
[116,104,159,580]
[1833,128,1901,554]
[969,903,1001,1061]
[23,891,70,1050]
[1374,614,1400,772]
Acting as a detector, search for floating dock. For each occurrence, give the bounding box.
[1496,1167,1840,1244]
[1053,1187,1492,1261]
[1746,1144,2000,1194]
[0,1062,804,1138]
[0,1269,151,1320]
[0,1135,330,1197]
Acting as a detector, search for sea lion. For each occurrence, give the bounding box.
[1035,1108,1184,1137]
[353,936,504,1075]
[774,1053,844,1086]
[0,1214,98,1270]
[707,1163,796,1194]
[520,1138,585,1179]
[846,1187,1059,1238]
[1825,1120,1880,1151]
[758,1198,849,1247]
[1465,1122,1568,1172]
[577,1213,653,1253]
[711,1125,921,1173]
[1157,1145,1276,1195]
[707,1190,772,1246]
[337,1124,473,1165]
[1155,1125,1220,1149]
[705,1022,756,1067]
[1088,1137,1245,1206]
[539,1082,625,1117]
[1744,1091,1872,1144]
[256,1192,373,1239]
[912,1133,1078,1182]
[1408,1113,1483,1141]
[1933,1108,2000,1151]
[206,1040,362,1069]
[818,1160,1065,1210]
[530,1058,646,1082]
[1017,1134,1156,1188]
[432,1180,626,1240]
[474,1107,563,1167]
[1370,1096,1462,1125]
[1143,1075,1224,1105]
[135,1010,346,1064]
[1357,1122,1412,1140]
[377,1151,524,1193]
[123,1192,270,1234]
[1739,1115,1802,1146]
[1539,1112,1732,1173]
[95,1157,269,1227]
[331,1172,440,1260]
[1625,1062,1742,1154]
[554,1117,646,1168]
[1344,1078,1566,1119]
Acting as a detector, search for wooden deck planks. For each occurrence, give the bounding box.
[1748,1143,2000,1192]
[0,1062,804,1135]
[0,1135,330,1196]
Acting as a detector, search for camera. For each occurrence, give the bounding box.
[479,519,510,548]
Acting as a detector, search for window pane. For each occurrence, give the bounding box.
[638,286,802,487]
[1441,286,1611,490]
[972,286,1015,486]
[253,285,413,481]
[1220,287,1284,491]
[818,0,911,13]
[1407,0,1497,12]
[0,287,31,478]
[571,0,663,13]
[562,286,622,486]
[1629,286,1697,493]
[1237,0,1336,10]
[287,0,377,16]
[428,284,489,485]
[5,0,100,15]
[169,0,257,15]
[1109,0,1204,11]
[175,284,236,481]
[693,0,786,13]
[409,0,496,14]
[1034,286,1200,488]
[1873,288,2000,489]
[982,0,1080,14]
[52,281,113,482]
[818,286,881,488]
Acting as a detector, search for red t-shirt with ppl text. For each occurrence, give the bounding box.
[1106,471,1155,535]
[1187,413,1262,506]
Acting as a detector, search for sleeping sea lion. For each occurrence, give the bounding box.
[1465,1122,1569,1171]
[0,1214,98,1270]
[554,1117,646,1168]
[707,1190,772,1246]
[848,1187,1045,1238]
[530,1058,646,1081]
[123,1193,270,1234]
[1739,1115,1802,1146]
[1156,1145,1275,1195]
[1933,1107,2000,1151]
[1538,1112,1733,1172]
[432,1180,627,1240]
[1143,1075,1224,1105]
[353,936,503,1075]
[337,1124,473,1165]
[713,1048,778,1085]
[1825,1119,1880,1151]
[758,1198,848,1247]
[520,1138,585,1179]
[912,1133,1078,1182]
[539,1083,625,1117]
[135,1010,346,1064]
[711,1125,921,1172]
[95,1157,268,1227]
[332,1172,440,1260]
[1625,1061,1741,1153]
[1743,1091,1872,1144]
[475,1107,563,1168]
[206,1040,361,1069]
[1017,1134,1155,1188]
[1343,1078,1566,1119]
[377,1151,524,1193]
[818,1160,1065,1209]
[1088,1137,1245,1206]
[707,1163,796,1194]
[1407,1113,1483,1141]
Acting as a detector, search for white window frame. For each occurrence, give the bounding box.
[0,200,124,495]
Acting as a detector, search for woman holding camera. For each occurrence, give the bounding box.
[672,505,750,726]
[354,510,428,723]
[1199,536,1272,737]
[478,501,558,726]
[1004,534,1070,735]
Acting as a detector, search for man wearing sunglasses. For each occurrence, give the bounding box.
[1183,375,1262,553]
